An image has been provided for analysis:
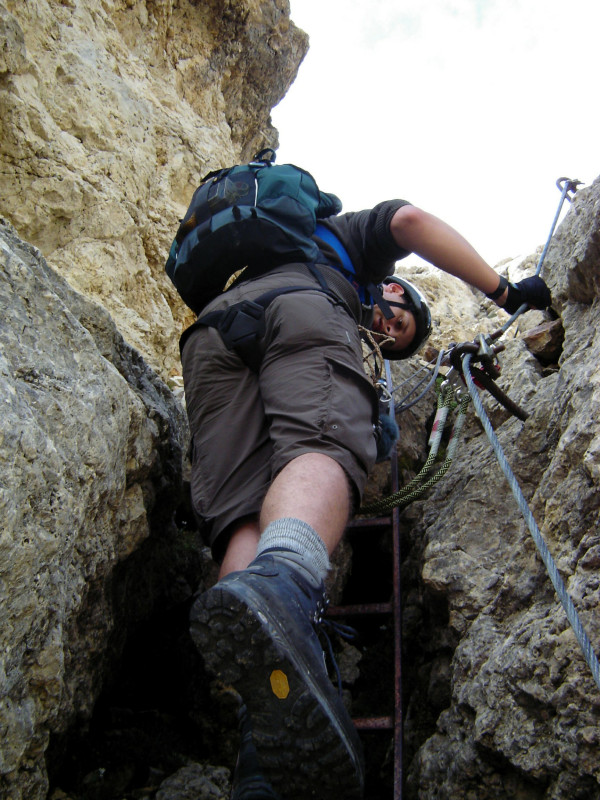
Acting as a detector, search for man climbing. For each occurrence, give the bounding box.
[181,199,551,799]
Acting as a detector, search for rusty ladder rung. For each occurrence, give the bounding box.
[328,602,392,616]
[348,515,392,528]
[354,716,393,730]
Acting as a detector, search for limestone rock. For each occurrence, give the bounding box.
[0,0,307,379]
[0,220,189,800]
[522,318,565,364]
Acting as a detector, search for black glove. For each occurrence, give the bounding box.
[503,276,552,314]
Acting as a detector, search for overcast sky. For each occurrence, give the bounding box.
[272,0,599,268]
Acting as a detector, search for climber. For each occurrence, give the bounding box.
[182,200,551,800]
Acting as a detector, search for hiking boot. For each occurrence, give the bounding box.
[190,552,365,800]
[230,704,281,800]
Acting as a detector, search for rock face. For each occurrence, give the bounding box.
[0,0,307,379]
[397,178,600,799]
[0,219,195,799]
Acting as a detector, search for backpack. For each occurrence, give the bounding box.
[165,148,342,313]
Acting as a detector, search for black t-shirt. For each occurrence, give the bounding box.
[313,199,412,287]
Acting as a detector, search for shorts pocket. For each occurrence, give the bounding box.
[323,356,379,471]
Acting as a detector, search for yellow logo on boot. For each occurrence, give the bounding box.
[269,669,290,699]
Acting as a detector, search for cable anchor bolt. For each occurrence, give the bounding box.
[556,177,583,202]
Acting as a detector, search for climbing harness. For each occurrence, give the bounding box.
[363,177,600,691]
[179,264,353,371]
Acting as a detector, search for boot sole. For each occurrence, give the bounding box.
[191,584,364,800]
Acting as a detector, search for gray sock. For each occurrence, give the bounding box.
[255,518,331,586]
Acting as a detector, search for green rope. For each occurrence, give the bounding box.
[359,389,469,516]
[361,457,453,515]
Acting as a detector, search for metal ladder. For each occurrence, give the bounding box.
[328,450,403,799]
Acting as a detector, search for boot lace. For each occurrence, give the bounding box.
[313,594,358,697]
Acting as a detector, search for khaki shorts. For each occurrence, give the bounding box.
[181,268,378,560]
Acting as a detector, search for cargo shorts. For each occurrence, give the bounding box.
[181,267,379,561]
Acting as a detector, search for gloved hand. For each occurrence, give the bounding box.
[503,276,552,314]
[375,413,399,463]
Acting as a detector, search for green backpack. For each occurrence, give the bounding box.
[165,149,342,313]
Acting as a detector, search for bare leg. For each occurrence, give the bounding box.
[219,453,351,578]
[219,519,260,579]
[260,453,351,554]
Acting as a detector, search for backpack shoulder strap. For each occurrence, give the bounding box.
[314,223,355,275]
[314,223,396,319]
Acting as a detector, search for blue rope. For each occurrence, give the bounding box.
[463,352,600,691]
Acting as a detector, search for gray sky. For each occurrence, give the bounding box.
[272,0,599,267]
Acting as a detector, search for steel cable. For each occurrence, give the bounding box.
[463,352,600,691]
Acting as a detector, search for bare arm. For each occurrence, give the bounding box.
[390,205,508,305]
